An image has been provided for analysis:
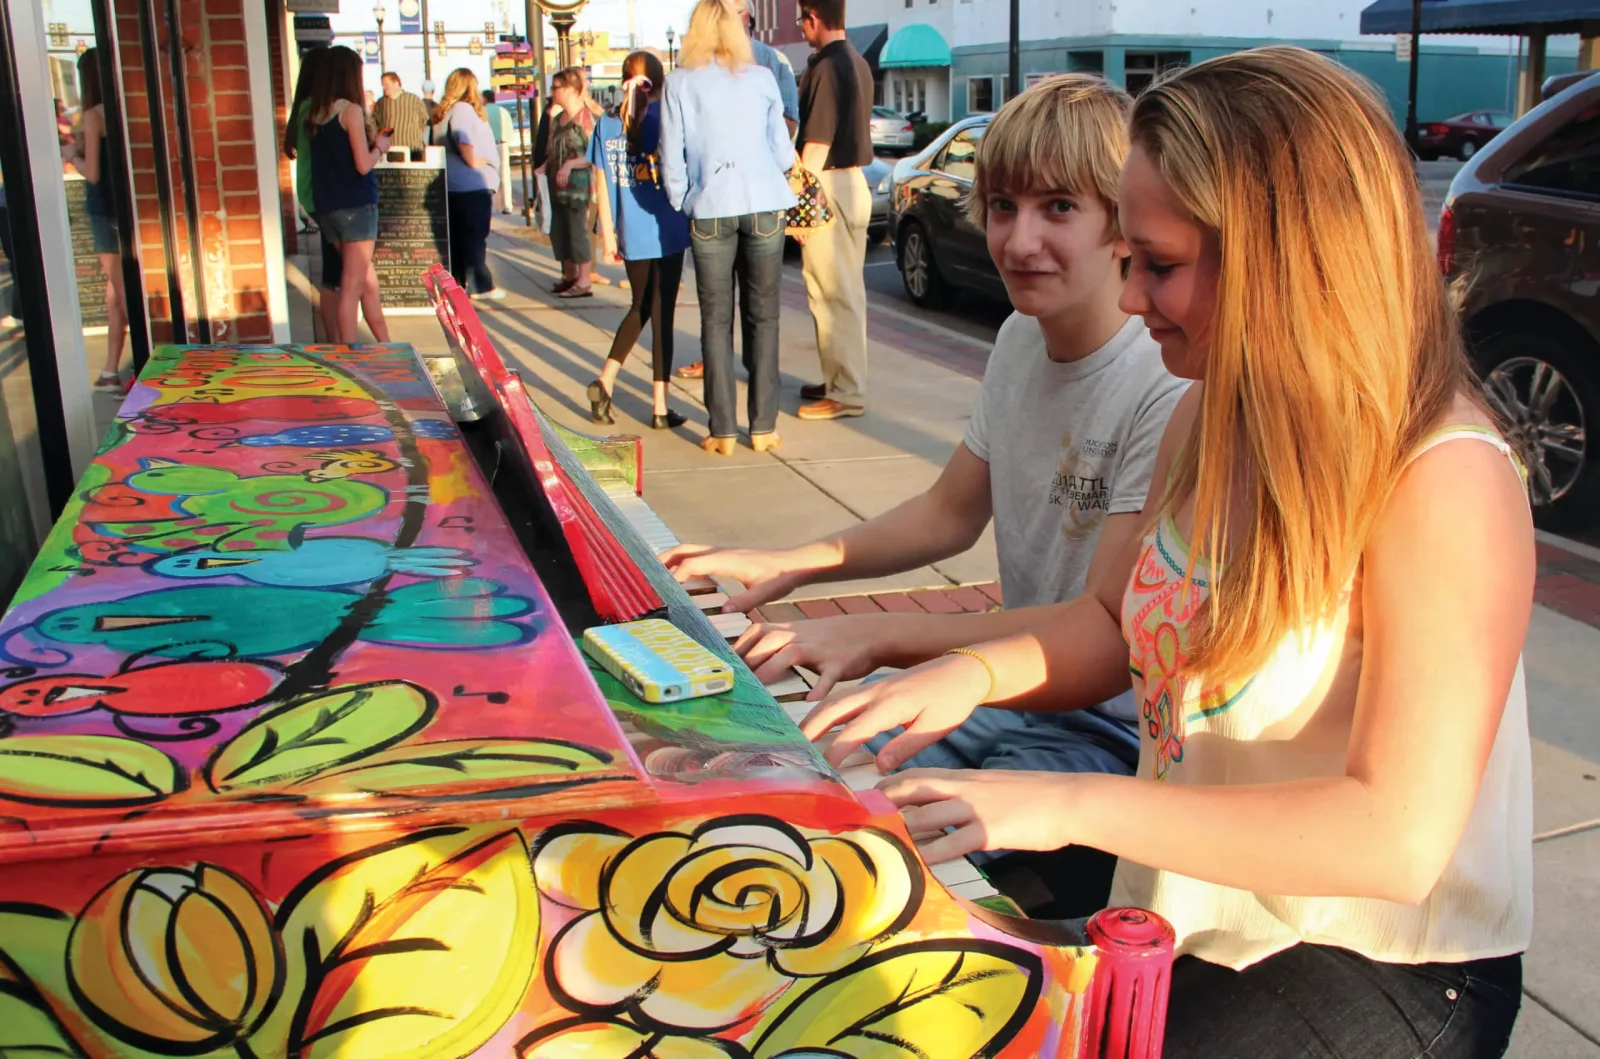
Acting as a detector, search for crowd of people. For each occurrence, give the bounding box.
[662,31,1537,1059]
[285,50,509,343]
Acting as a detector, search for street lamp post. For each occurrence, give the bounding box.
[373,2,387,71]
[666,26,675,70]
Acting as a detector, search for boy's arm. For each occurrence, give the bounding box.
[735,511,1143,698]
[663,441,995,612]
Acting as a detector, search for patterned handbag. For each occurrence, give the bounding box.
[785,166,834,236]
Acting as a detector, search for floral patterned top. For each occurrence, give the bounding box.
[1109,427,1534,970]
[548,113,593,209]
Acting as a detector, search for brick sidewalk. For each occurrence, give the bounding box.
[1536,540,1600,628]
[754,546,1600,635]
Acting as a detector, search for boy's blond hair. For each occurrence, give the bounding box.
[965,73,1133,236]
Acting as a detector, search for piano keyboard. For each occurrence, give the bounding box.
[605,481,1001,906]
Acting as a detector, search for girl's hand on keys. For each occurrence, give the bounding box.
[880,768,1078,864]
[799,651,992,770]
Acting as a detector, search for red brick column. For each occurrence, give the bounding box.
[112,0,276,344]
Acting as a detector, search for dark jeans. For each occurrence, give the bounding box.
[447,189,495,294]
[608,253,685,383]
[1162,946,1523,1059]
[690,211,784,437]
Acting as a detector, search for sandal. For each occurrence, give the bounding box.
[552,278,576,294]
[674,361,705,380]
[586,380,615,424]
[558,286,593,299]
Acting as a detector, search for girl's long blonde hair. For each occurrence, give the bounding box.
[431,67,487,126]
[1132,46,1476,683]
[679,0,754,71]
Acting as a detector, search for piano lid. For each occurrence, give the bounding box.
[0,344,652,863]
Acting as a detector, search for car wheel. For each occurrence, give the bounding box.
[1459,139,1479,160]
[1476,329,1600,529]
[898,221,950,308]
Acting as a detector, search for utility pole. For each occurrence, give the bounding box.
[1007,0,1020,101]
[1405,0,1422,152]
[421,0,431,81]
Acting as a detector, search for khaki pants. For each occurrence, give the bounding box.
[801,166,871,406]
[496,143,514,213]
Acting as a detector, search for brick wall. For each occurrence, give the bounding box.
[112,0,275,344]
[266,0,296,257]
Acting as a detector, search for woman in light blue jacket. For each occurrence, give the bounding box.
[660,0,796,456]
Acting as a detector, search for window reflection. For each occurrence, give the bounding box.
[0,167,49,605]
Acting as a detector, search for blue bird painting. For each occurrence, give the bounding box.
[151,537,474,587]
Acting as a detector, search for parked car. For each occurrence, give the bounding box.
[888,115,1008,306]
[870,106,915,155]
[865,156,892,244]
[1442,72,1600,527]
[1418,109,1511,161]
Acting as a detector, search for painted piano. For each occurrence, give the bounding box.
[0,285,1172,1058]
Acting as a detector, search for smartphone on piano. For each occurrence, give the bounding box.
[581,619,735,704]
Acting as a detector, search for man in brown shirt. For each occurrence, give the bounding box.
[796,0,874,420]
[372,72,429,150]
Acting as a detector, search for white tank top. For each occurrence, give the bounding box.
[1110,427,1533,969]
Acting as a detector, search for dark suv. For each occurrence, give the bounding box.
[1444,73,1600,528]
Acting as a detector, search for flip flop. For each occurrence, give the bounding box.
[558,287,593,299]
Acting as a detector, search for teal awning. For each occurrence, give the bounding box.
[880,23,952,69]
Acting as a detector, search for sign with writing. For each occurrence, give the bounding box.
[285,0,340,12]
[374,148,449,313]
[62,173,108,331]
[1396,33,1412,62]
[398,0,420,32]
[363,32,379,63]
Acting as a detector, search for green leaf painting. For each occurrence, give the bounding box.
[206,681,435,792]
[0,734,184,806]
[291,738,616,796]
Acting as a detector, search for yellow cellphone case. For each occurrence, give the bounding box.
[581,619,736,704]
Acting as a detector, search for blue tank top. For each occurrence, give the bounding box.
[83,121,115,218]
[310,101,378,213]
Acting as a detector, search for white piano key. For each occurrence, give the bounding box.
[838,762,886,792]
[681,575,719,595]
[951,877,1001,901]
[930,857,982,887]
[764,673,812,701]
[781,699,812,724]
[708,612,751,639]
[695,592,730,612]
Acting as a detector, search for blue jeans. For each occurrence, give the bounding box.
[689,211,784,437]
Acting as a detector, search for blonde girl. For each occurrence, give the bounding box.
[429,68,502,299]
[804,47,1531,1056]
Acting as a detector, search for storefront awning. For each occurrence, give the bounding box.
[1360,0,1600,36]
[846,24,890,67]
[880,23,953,69]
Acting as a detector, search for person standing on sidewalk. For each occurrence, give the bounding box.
[671,0,799,383]
[660,0,797,456]
[794,0,873,421]
[542,68,597,298]
[68,49,129,392]
[284,47,342,343]
[372,72,429,151]
[483,89,516,214]
[585,51,691,430]
[307,46,393,344]
[430,69,502,301]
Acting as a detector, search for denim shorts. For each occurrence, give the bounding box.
[319,204,379,244]
[88,213,118,255]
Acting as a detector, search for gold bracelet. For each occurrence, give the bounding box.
[944,647,996,705]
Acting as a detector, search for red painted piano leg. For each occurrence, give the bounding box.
[1083,907,1176,1058]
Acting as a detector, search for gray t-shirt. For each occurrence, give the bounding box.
[965,312,1186,614]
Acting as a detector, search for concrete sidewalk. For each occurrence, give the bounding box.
[298,217,1599,1058]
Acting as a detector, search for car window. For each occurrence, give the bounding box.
[1489,113,1512,129]
[1503,107,1600,200]
[872,107,900,120]
[936,129,981,182]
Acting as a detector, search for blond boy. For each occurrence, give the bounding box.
[666,76,1184,804]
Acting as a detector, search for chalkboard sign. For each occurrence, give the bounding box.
[374,149,449,313]
[62,174,108,330]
